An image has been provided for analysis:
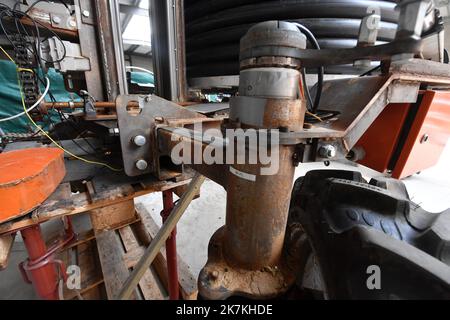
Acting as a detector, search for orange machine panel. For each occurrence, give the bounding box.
[392,91,450,179]
[0,148,66,223]
[356,90,450,179]
[356,103,411,173]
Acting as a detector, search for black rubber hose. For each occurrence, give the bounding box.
[301,68,314,112]
[292,22,323,113]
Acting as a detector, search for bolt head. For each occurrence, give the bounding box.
[82,10,90,17]
[133,135,147,147]
[135,159,148,171]
[68,19,77,28]
[52,16,61,24]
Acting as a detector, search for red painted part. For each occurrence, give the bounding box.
[392,91,450,179]
[20,225,59,300]
[0,148,66,223]
[356,90,450,178]
[19,218,75,300]
[161,190,179,300]
[356,103,411,173]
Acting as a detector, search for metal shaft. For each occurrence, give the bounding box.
[161,190,179,300]
[20,225,59,300]
[224,147,296,269]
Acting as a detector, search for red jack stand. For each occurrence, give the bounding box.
[19,217,75,300]
[161,190,179,300]
[0,148,69,300]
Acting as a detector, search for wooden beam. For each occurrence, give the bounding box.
[96,231,137,300]
[0,234,15,270]
[90,200,137,232]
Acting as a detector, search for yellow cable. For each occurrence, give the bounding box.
[306,110,323,122]
[0,45,122,172]
[17,67,35,73]
[0,45,14,62]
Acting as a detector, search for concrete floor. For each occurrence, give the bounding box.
[1,142,449,299]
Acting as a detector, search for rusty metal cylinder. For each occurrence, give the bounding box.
[223,21,307,270]
[224,146,296,269]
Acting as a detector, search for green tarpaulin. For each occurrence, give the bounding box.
[0,60,154,133]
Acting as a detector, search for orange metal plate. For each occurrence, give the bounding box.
[356,90,450,179]
[392,91,450,179]
[0,148,66,223]
[356,103,411,173]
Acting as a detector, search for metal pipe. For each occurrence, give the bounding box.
[161,190,179,300]
[95,0,127,101]
[19,225,59,300]
[117,173,205,300]
[43,102,118,109]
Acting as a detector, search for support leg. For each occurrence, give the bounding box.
[161,190,179,300]
[20,225,59,300]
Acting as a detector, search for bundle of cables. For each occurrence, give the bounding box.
[0,1,68,124]
[291,22,340,125]
[0,2,121,171]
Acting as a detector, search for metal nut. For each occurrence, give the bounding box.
[318,145,337,159]
[82,10,90,17]
[133,135,147,147]
[135,159,148,171]
[68,19,77,28]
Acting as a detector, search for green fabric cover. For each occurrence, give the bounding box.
[0,60,81,133]
[0,60,155,133]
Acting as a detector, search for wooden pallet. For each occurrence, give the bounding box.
[0,171,191,235]
[52,205,197,300]
[55,230,106,300]
[94,206,198,300]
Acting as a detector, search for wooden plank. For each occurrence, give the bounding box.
[55,238,105,300]
[118,226,165,300]
[90,200,137,232]
[118,226,139,249]
[81,285,105,300]
[78,241,103,289]
[123,246,148,269]
[0,234,15,270]
[96,230,136,300]
[65,229,96,250]
[135,203,198,300]
[124,234,170,293]
[0,178,191,235]
[65,278,105,300]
